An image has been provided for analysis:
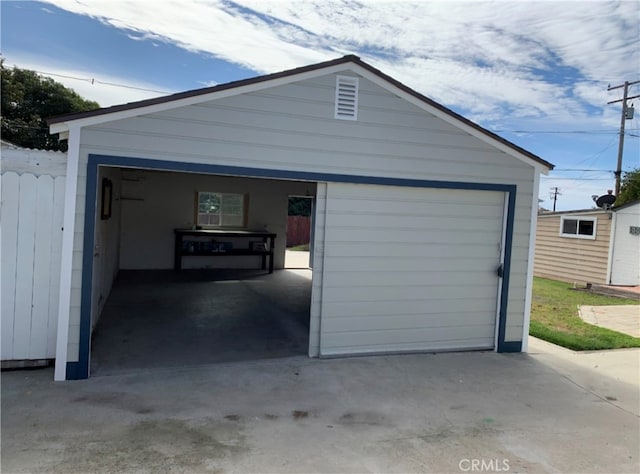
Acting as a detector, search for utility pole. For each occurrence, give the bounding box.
[607,80,640,196]
[550,187,561,212]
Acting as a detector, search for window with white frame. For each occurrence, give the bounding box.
[196,192,246,227]
[560,216,596,239]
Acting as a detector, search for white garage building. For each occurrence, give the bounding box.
[48,55,553,380]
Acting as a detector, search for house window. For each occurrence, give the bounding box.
[560,216,597,239]
[196,192,246,228]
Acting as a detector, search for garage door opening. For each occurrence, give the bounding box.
[88,166,317,376]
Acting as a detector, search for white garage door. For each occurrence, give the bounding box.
[319,183,506,355]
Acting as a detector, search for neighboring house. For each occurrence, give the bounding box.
[534,201,640,286]
[46,55,552,380]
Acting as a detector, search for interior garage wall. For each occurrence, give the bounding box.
[91,167,122,330]
[118,169,315,270]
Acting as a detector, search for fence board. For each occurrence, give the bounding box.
[2,151,67,362]
[13,174,38,359]
[30,175,54,358]
[1,172,20,359]
[287,216,311,247]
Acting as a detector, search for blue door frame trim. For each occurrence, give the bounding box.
[67,153,519,379]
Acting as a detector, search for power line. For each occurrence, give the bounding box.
[30,69,172,94]
[493,129,623,135]
[543,177,613,181]
[553,168,614,172]
[525,130,615,134]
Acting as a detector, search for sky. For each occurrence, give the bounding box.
[2,0,639,211]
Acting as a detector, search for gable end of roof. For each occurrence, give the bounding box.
[47,55,362,126]
[47,54,553,170]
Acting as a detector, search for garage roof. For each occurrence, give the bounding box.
[48,55,553,170]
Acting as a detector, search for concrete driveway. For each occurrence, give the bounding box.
[2,339,639,473]
[579,305,640,337]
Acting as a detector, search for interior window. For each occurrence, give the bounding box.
[197,192,245,227]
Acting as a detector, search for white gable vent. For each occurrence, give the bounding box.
[335,75,359,120]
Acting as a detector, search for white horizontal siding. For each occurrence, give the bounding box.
[319,183,504,355]
[323,300,497,322]
[78,76,530,183]
[323,284,499,304]
[62,72,537,362]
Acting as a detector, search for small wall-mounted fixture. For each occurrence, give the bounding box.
[101,178,113,220]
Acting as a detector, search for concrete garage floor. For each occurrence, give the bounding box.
[2,339,638,473]
[91,269,312,376]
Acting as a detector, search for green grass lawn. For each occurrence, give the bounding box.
[287,244,310,251]
[530,277,640,350]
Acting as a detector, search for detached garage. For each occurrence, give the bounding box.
[48,55,552,380]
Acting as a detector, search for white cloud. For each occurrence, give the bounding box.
[40,0,638,130]
[41,0,333,71]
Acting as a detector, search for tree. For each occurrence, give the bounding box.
[288,197,312,216]
[616,168,640,206]
[1,59,99,151]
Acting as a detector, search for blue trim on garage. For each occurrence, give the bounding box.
[65,361,84,380]
[71,153,519,379]
[496,191,516,353]
[72,152,101,380]
[499,341,523,353]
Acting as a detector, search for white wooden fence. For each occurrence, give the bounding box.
[1,148,66,362]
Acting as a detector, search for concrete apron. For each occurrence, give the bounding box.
[2,341,639,473]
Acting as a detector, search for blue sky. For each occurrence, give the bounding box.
[2,0,639,210]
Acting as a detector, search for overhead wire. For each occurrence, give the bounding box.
[29,69,172,94]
